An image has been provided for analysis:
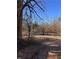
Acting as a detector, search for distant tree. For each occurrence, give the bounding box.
[38,23,48,35]
[51,17,61,36]
[40,24,45,35]
[32,21,38,30]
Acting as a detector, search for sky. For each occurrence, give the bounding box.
[34,0,61,23]
[23,0,61,23]
[45,0,61,18]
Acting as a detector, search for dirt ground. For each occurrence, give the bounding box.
[22,35,61,40]
[20,34,61,59]
[33,35,61,40]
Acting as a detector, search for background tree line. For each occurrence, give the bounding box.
[22,17,61,37]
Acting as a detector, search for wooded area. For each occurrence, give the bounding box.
[17,0,61,59]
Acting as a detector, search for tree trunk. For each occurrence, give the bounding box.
[17,0,23,39]
[28,10,32,40]
[28,25,31,40]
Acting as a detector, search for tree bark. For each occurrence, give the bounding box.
[17,0,23,39]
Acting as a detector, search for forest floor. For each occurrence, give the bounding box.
[18,35,61,59]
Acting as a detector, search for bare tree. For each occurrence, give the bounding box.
[23,0,45,40]
[17,0,45,40]
[51,17,61,36]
